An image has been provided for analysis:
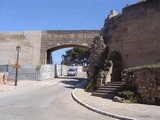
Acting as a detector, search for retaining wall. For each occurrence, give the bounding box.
[122,67,160,105]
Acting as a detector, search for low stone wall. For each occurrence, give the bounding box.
[96,61,113,87]
[122,67,160,105]
[38,65,55,80]
[105,62,113,83]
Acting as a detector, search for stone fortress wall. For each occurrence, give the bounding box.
[0,30,100,65]
[88,0,160,104]
[0,31,42,65]
[102,0,160,69]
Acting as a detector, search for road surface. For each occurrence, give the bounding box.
[0,76,116,120]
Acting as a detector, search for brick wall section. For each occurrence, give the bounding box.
[102,0,160,69]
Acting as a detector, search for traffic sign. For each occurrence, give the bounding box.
[13,62,20,69]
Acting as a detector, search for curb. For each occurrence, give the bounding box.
[71,80,136,120]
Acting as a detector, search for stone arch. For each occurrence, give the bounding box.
[46,43,90,64]
[40,30,100,64]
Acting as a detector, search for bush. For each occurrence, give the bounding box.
[35,65,41,70]
[85,78,96,92]
[118,90,138,103]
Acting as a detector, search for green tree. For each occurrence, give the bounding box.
[61,47,89,66]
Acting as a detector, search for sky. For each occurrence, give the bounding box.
[0,0,137,64]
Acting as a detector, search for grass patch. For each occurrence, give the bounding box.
[126,63,160,71]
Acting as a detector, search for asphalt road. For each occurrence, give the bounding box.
[0,76,116,120]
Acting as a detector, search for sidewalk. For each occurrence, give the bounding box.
[0,80,39,93]
[71,80,160,120]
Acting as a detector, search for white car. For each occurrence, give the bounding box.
[67,68,77,76]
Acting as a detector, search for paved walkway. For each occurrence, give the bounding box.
[71,80,160,120]
[0,80,39,93]
[1,79,160,120]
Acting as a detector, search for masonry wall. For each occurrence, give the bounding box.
[102,0,160,69]
[0,31,42,65]
[122,67,160,105]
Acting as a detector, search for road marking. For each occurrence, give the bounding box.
[41,82,50,85]
[33,81,81,87]
[33,82,41,85]
[75,83,80,87]
[48,82,57,85]
[58,83,64,86]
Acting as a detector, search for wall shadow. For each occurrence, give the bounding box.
[58,76,87,89]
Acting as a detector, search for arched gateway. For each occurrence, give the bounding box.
[41,30,100,64]
[0,30,100,65]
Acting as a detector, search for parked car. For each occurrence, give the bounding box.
[67,68,77,76]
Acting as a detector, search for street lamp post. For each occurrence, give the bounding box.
[55,64,58,78]
[14,45,21,86]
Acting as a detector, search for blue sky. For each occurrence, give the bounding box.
[0,0,137,64]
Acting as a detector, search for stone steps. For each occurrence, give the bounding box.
[92,81,125,99]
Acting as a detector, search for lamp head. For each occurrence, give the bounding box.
[16,45,21,52]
